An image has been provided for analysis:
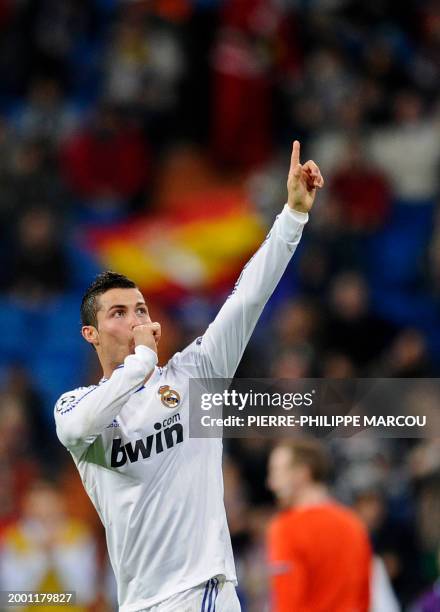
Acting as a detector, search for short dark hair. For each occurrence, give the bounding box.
[81,271,137,327]
[278,438,331,483]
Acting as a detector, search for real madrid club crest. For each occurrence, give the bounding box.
[158,385,181,409]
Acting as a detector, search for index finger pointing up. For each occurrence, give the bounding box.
[291,140,300,170]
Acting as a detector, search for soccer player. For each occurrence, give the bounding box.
[54,141,323,611]
[267,439,372,612]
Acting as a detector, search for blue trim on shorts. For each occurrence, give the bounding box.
[201,578,219,612]
[201,580,210,612]
[212,578,219,611]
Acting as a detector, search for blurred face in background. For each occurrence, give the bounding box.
[18,209,55,251]
[267,445,309,508]
[22,484,66,547]
[394,91,422,124]
[353,491,386,533]
[270,350,312,379]
[0,393,28,457]
[274,300,317,346]
[330,273,368,320]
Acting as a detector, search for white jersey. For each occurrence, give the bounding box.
[54,205,307,612]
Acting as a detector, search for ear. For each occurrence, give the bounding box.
[82,325,99,347]
[299,464,312,484]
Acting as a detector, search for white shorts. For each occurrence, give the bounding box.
[140,576,241,612]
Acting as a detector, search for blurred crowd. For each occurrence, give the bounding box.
[0,0,440,610]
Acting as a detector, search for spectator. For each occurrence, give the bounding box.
[10,77,78,146]
[323,272,396,370]
[272,298,319,352]
[320,352,357,378]
[61,103,151,219]
[105,10,185,118]
[328,140,392,232]
[2,366,59,466]
[354,488,421,607]
[0,481,98,610]
[270,348,314,379]
[211,0,290,170]
[0,386,40,536]
[368,91,440,205]
[411,546,440,612]
[378,329,432,377]
[409,441,440,594]
[0,138,70,230]
[3,208,70,302]
[370,556,401,612]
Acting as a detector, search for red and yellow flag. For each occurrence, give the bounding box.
[84,187,265,304]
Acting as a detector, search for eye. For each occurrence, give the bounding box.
[136,307,148,316]
[113,309,125,318]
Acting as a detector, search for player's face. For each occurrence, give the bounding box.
[93,287,152,366]
[267,446,307,507]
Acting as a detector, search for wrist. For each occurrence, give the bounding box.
[284,204,309,224]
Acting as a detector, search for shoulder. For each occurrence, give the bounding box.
[326,503,370,539]
[329,502,363,524]
[271,507,326,538]
[54,385,98,417]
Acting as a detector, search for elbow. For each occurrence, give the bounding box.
[56,420,89,448]
[233,292,264,314]
[56,427,81,449]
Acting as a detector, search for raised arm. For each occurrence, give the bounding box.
[55,345,157,451]
[197,141,324,378]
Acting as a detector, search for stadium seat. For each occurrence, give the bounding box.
[365,202,434,287]
[0,298,33,364]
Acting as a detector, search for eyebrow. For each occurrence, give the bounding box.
[107,302,148,312]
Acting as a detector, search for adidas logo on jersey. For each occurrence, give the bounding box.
[111,413,183,467]
[107,419,120,428]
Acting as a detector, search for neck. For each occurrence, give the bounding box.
[291,483,330,509]
[101,358,120,380]
[102,365,116,379]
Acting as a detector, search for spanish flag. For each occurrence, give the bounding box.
[84,187,265,304]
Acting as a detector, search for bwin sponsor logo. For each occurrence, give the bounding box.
[111,414,183,467]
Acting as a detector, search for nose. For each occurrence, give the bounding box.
[129,313,140,329]
[130,311,150,328]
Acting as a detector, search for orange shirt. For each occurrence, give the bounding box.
[267,502,372,612]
